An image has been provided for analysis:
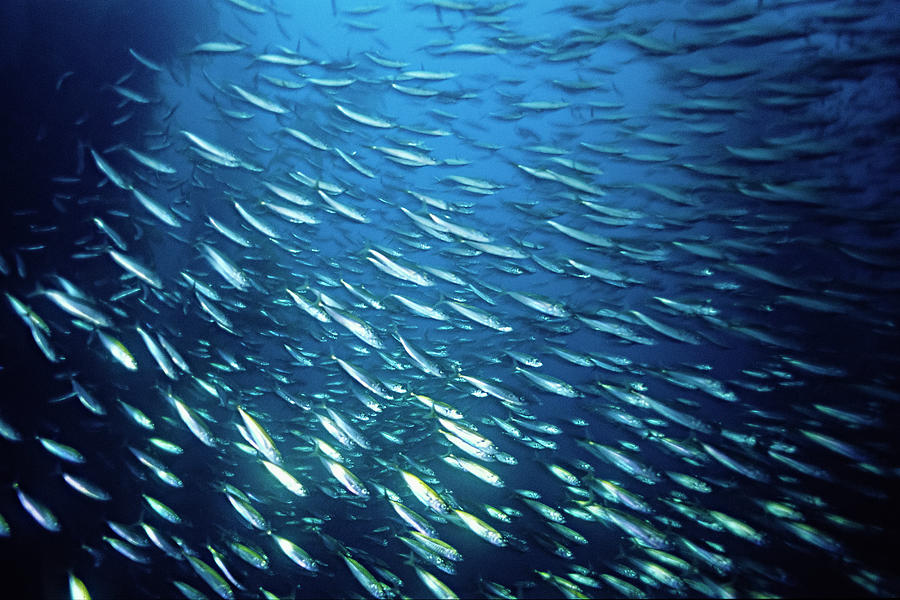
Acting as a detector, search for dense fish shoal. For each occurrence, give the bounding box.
[0,1,898,599]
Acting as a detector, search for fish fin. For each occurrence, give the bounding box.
[48,390,78,404]
[27,281,47,299]
[401,552,418,569]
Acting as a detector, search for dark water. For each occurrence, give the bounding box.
[1,1,899,598]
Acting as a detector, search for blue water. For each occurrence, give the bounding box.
[1,0,899,598]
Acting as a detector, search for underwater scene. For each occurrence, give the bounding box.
[1,0,899,598]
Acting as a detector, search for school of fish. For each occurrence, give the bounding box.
[1,0,898,598]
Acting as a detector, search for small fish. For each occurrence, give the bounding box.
[14,484,60,532]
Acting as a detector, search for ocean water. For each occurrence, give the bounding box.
[1,0,899,598]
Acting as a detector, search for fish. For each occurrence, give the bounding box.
[96,330,138,371]
[237,406,282,464]
[108,83,154,104]
[108,249,163,289]
[185,554,234,599]
[342,554,388,598]
[335,104,393,128]
[90,149,131,190]
[400,469,451,514]
[452,509,506,546]
[37,436,85,463]
[199,243,251,291]
[13,484,61,532]
[93,217,128,251]
[271,533,318,572]
[132,187,182,227]
[189,41,247,54]
[40,288,113,328]
[229,84,290,115]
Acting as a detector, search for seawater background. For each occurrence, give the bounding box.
[0,1,899,598]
